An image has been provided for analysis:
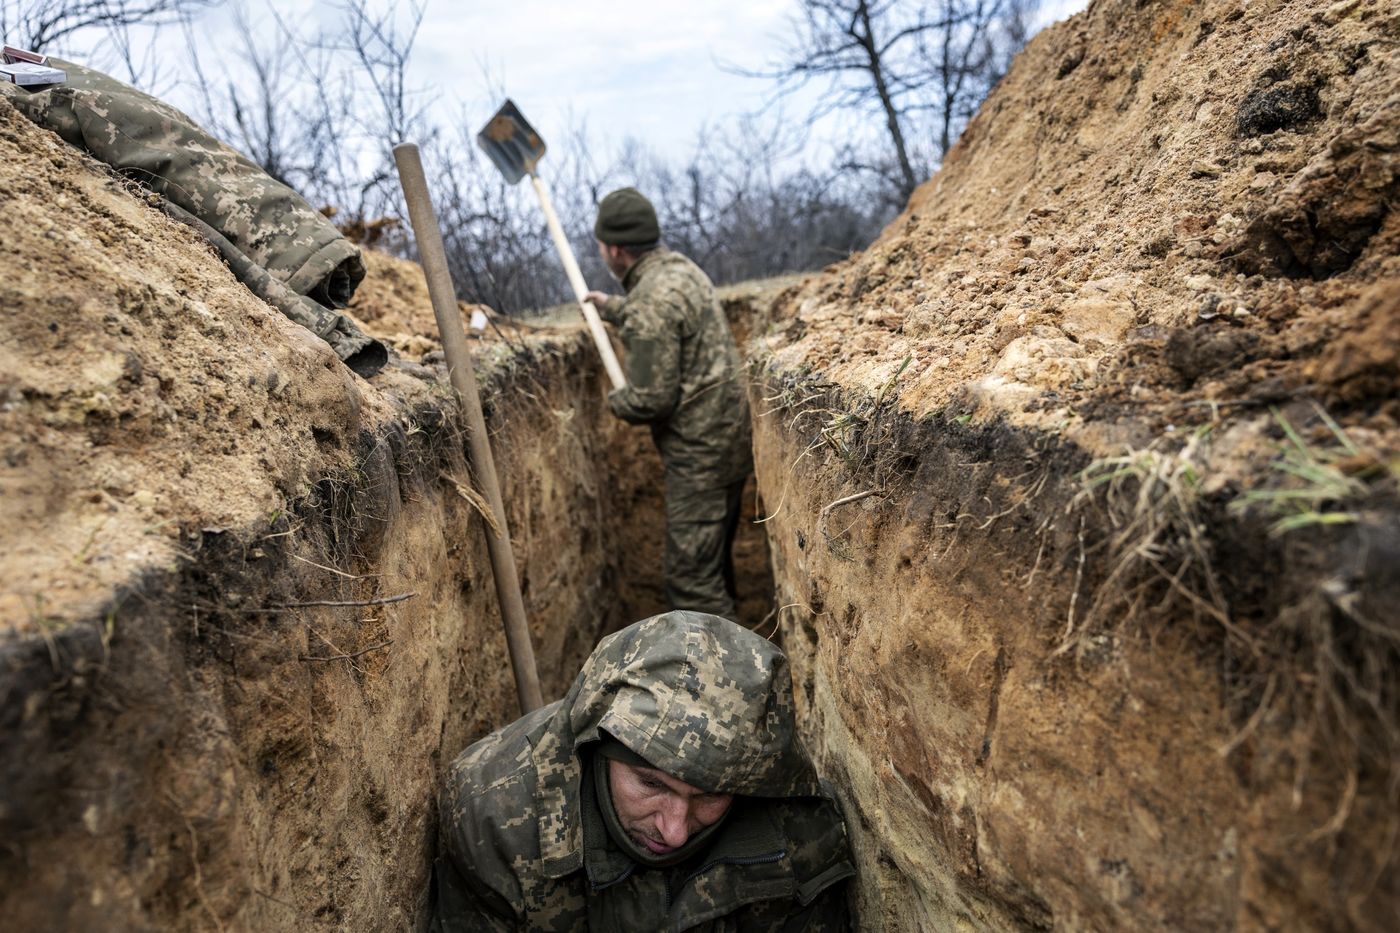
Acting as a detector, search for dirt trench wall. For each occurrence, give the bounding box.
[750,377,1398,931]
[744,0,1399,927]
[0,339,652,930]
[0,93,678,930]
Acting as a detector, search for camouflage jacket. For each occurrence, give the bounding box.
[434,612,855,932]
[597,250,751,494]
[2,59,384,374]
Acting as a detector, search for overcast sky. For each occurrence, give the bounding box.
[93,0,1090,162]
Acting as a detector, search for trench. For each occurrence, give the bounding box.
[5,255,1397,931]
[0,282,778,932]
[8,0,1400,923]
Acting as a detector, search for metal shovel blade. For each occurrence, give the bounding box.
[476,99,546,186]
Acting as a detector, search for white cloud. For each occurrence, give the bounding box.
[136,0,1089,165]
[403,0,798,154]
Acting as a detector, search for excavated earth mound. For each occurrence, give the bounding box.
[750,0,1398,929]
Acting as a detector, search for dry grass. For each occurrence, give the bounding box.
[1060,428,1246,655]
[1067,407,1400,899]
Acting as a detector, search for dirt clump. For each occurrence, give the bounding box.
[349,248,506,360]
[764,0,1398,443]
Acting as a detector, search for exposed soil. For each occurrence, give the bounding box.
[749,0,1400,929]
[766,0,1399,445]
[0,85,777,930]
[4,0,1397,929]
[0,91,679,929]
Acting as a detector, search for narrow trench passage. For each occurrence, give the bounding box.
[607,469,777,633]
[0,232,787,932]
[532,290,779,640]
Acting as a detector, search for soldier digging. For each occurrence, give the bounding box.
[585,191,752,621]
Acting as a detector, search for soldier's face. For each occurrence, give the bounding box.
[597,241,631,282]
[608,759,733,854]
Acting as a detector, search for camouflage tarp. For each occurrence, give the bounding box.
[3,58,385,376]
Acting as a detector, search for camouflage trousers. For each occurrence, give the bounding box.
[664,477,746,621]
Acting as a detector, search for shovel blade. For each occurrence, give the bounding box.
[476,99,546,185]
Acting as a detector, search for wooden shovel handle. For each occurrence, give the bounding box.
[530,175,628,391]
[393,143,544,715]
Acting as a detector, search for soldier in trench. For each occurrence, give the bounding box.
[432,611,855,931]
[584,190,752,622]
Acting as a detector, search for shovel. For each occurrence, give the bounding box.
[477,100,627,391]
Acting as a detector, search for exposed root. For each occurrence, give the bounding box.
[300,639,393,663]
[261,592,416,611]
[291,554,380,580]
[1061,432,1230,652]
[1065,410,1400,893]
[817,490,880,559]
[1217,671,1279,758]
[166,794,225,933]
[441,470,505,538]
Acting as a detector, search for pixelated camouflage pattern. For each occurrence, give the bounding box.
[157,200,386,376]
[598,248,753,619]
[600,249,752,495]
[10,58,363,301]
[4,59,383,372]
[435,612,854,931]
[663,478,744,620]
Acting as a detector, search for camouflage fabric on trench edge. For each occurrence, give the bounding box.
[2,57,385,376]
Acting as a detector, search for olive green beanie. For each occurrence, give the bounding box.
[594,187,661,246]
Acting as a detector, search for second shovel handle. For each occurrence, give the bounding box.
[530,175,627,391]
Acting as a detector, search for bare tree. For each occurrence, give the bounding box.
[0,0,218,54]
[333,0,427,147]
[570,119,885,304]
[327,0,431,225]
[741,0,1039,199]
[117,0,892,314]
[178,0,426,228]
[182,4,310,188]
[919,0,1037,157]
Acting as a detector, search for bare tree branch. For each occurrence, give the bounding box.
[1,0,219,55]
[728,0,1040,199]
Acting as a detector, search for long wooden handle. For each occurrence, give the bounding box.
[529,174,628,391]
[393,142,544,715]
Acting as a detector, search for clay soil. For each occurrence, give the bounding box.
[749,0,1399,929]
[767,0,1399,447]
[0,76,778,928]
[3,0,1397,929]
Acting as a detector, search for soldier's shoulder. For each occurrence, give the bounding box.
[446,703,555,812]
[634,251,711,302]
[439,706,561,913]
[441,706,561,863]
[771,791,855,887]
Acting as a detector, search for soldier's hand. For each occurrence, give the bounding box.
[584,290,613,309]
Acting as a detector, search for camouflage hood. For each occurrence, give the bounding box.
[530,611,822,877]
